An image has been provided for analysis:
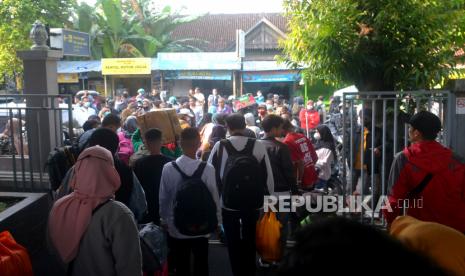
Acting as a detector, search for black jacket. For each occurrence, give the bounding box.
[261,137,298,194]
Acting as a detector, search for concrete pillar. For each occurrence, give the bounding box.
[448,79,465,158]
[17,49,63,185]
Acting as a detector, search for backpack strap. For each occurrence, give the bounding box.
[192,162,207,179]
[222,139,239,155]
[241,138,256,155]
[172,161,207,179]
[171,161,189,179]
[406,173,433,199]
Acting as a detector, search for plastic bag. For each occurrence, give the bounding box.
[256,212,282,262]
[0,231,33,276]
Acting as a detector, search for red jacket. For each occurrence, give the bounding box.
[384,141,465,232]
[299,109,320,130]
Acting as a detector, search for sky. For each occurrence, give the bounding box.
[80,0,284,14]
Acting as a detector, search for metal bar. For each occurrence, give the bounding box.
[446,91,453,147]
[381,99,387,225]
[8,109,18,191]
[67,95,74,141]
[349,100,354,196]
[371,100,376,224]
[36,112,43,191]
[17,108,26,191]
[360,102,365,222]
[393,100,398,155]
[342,94,347,195]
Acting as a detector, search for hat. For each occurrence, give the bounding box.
[178,108,194,117]
[137,88,145,94]
[408,111,442,137]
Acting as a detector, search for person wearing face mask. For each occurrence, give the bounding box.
[299,100,320,137]
[75,96,97,127]
[313,125,337,191]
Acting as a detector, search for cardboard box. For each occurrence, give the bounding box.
[136,109,182,144]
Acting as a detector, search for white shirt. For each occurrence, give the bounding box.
[194,93,205,104]
[315,148,334,181]
[207,136,276,210]
[74,106,97,127]
[159,155,221,239]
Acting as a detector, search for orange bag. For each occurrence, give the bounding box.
[0,231,33,276]
[256,212,282,262]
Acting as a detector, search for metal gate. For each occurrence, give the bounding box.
[339,90,453,225]
[0,94,75,192]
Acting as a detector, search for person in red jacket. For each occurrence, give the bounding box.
[299,100,320,136]
[282,120,319,189]
[384,111,465,232]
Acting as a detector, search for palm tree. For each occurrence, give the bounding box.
[73,0,202,59]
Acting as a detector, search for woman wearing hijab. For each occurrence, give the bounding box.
[0,118,28,155]
[48,146,142,276]
[313,124,337,190]
[118,116,137,165]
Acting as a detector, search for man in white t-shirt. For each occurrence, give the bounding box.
[194,87,206,106]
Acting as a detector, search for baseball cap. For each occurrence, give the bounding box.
[408,111,442,138]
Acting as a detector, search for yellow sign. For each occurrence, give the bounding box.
[57,73,79,83]
[101,58,151,75]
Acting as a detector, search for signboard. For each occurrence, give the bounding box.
[457,97,465,114]
[243,71,301,83]
[57,73,79,83]
[50,28,90,57]
[164,70,232,80]
[101,58,151,75]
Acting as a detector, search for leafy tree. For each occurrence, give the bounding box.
[280,0,465,91]
[0,0,76,80]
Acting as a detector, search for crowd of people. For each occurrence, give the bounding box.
[42,86,465,276]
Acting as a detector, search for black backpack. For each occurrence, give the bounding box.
[46,144,80,190]
[172,162,218,236]
[219,139,266,210]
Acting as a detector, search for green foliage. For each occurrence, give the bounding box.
[280,0,465,91]
[74,0,203,59]
[0,0,76,79]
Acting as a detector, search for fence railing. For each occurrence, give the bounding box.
[340,90,453,225]
[0,94,75,192]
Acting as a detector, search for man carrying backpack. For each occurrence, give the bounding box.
[384,111,465,232]
[208,113,274,276]
[159,127,221,276]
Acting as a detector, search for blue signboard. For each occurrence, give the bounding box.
[62,29,90,57]
[165,70,232,80]
[242,71,300,82]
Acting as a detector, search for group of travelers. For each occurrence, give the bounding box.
[13,85,464,276]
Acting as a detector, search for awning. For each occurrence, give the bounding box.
[243,70,300,82]
[57,60,101,73]
[157,52,241,70]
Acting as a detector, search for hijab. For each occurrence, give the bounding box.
[48,146,121,263]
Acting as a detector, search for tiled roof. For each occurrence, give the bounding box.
[170,13,288,52]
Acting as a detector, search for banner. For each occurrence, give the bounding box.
[57,73,79,83]
[243,70,300,83]
[101,58,151,75]
[164,70,232,80]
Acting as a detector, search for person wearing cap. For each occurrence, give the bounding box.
[384,111,465,232]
